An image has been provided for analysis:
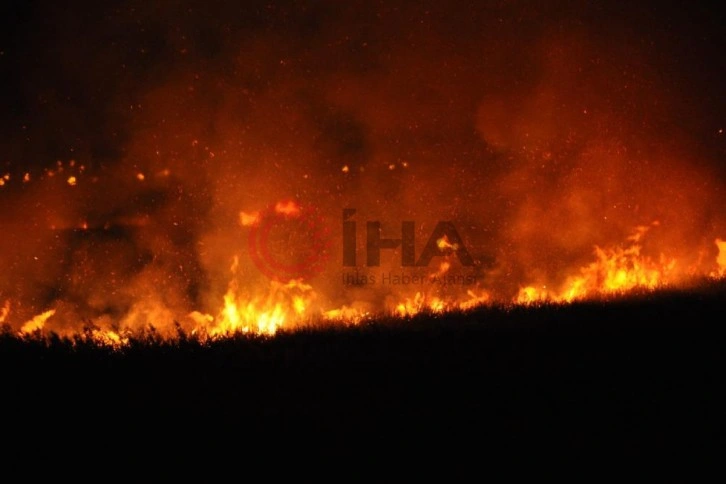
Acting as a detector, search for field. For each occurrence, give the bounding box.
[2,281,724,468]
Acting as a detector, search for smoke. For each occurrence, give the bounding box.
[1,1,725,332]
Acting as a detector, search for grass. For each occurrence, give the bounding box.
[1,279,724,465]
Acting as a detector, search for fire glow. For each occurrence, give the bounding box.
[4,204,725,346]
[1,2,726,346]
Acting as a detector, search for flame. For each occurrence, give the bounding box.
[432,262,451,278]
[198,256,317,337]
[713,239,726,278]
[436,236,459,251]
[459,290,491,311]
[0,300,10,324]
[395,292,446,317]
[20,310,56,334]
[324,306,370,323]
[3,228,726,344]
[516,286,549,305]
[517,225,680,304]
[239,211,260,227]
[394,288,492,316]
[87,329,131,348]
[1,193,724,343]
[559,245,675,301]
[274,200,301,216]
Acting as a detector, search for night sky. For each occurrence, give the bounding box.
[1,1,724,172]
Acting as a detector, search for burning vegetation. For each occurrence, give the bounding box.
[1,1,725,345]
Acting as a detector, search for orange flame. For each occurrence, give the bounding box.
[0,300,10,324]
[274,200,301,216]
[20,309,56,334]
[517,224,680,304]
[713,239,726,278]
[239,211,260,227]
[3,200,725,344]
[193,256,317,337]
[436,236,458,251]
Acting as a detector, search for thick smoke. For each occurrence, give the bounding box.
[1,1,725,333]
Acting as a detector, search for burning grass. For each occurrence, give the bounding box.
[3,217,724,343]
[2,279,723,455]
[3,277,724,421]
[4,276,725,351]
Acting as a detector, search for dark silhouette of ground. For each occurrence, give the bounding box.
[1,282,724,469]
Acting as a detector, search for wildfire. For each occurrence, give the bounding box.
[3,196,726,345]
[713,239,726,278]
[0,300,10,324]
[86,329,131,348]
[239,211,260,227]
[324,305,370,323]
[393,289,492,317]
[7,224,726,346]
[395,292,446,317]
[517,224,681,304]
[275,200,301,216]
[2,1,726,352]
[190,256,318,337]
[436,236,459,251]
[20,309,56,334]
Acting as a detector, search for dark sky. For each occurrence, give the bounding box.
[1,0,725,173]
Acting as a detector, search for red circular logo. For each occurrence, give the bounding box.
[248,200,332,281]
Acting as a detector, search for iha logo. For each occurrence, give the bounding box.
[246,204,475,281]
[246,200,332,281]
[342,208,474,267]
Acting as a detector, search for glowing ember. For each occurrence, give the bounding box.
[274,200,301,216]
[239,211,260,227]
[436,236,459,251]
